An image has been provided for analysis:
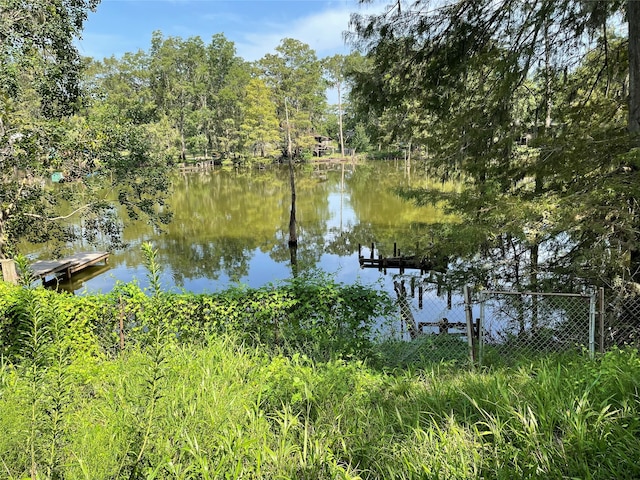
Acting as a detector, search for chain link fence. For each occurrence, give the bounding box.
[389,274,601,365]
[477,290,596,363]
[390,275,475,364]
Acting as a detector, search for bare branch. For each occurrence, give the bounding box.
[23,203,96,222]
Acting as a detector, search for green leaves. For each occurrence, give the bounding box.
[347,0,640,289]
[0,0,175,257]
[258,38,327,160]
[0,275,391,363]
[240,78,281,158]
[4,275,640,478]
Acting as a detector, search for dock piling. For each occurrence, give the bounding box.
[1,259,18,284]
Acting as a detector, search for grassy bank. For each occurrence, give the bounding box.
[1,265,639,478]
[1,332,639,479]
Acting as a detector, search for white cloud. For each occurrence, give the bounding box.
[236,2,380,61]
[76,0,386,61]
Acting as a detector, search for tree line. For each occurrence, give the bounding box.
[85,32,370,164]
[4,0,640,295]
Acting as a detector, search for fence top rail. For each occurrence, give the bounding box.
[481,290,592,298]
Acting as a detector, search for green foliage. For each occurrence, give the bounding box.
[142,31,250,161]
[0,274,392,363]
[0,0,100,118]
[1,313,640,478]
[0,283,98,363]
[141,241,162,297]
[322,53,363,156]
[376,334,471,368]
[0,1,175,258]
[2,249,640,478]
[258,38,327,160]
[348,0,640,290]
[240,78,281,158]
[348,123,370,154]
[0,267,391,478]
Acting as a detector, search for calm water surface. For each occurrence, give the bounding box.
[26,161,453,294]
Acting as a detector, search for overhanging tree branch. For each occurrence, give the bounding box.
[22,203,97,222]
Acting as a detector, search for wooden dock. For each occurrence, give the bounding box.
[30,252,110,283]
[359,255,434,271]
[358,243,447,274]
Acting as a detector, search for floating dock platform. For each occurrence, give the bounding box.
[30,252,110,283]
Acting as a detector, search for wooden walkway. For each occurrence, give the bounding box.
[31,252,110,283]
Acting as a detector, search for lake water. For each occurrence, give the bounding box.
[25,160,453,295]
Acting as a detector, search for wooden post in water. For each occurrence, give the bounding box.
[1,259,18,284]
[439,318,450,334]
[418,285,423,309]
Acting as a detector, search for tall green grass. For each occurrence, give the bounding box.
[1,332,640,479]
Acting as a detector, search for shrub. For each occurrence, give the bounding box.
[0,274,392,364]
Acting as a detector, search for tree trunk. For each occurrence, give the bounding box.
[284,95,297,247]
[288,157,297,247]
[284,96,293,159]
[337,82,345,157]
[530,242,539,330]
[289,242,298,278]
[0,214,9,259]
[180,131,186,161]
[179,110,187,161]
[629,0,640,134]
[340,162,344,232]
[628,1,640,280]
[544,20,553,132]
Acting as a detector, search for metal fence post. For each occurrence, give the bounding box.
[464,285,475,365]
[589,290,596,359]
[598,287,605,354]
[119,295,125,352]
[478,290,486,366]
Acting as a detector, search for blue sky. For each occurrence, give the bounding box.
[76,0,382,62]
